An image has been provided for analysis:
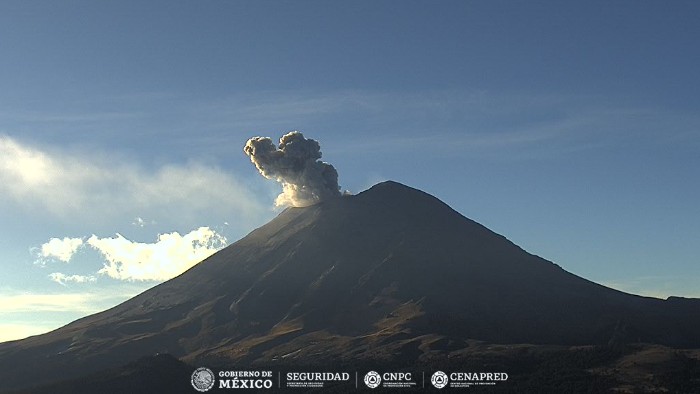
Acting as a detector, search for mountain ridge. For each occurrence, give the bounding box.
[1,180,698,391]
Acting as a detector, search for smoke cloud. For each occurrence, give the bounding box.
[244,131,341,207]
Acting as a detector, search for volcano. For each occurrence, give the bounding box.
[1,181,699,391]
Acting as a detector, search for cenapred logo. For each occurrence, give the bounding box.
[431,371,448,389]
[191,367,216,392]
[364,371,381,388]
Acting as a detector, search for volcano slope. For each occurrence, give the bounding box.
[1,181,699,391]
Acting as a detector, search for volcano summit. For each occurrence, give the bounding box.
[1,181,699,391]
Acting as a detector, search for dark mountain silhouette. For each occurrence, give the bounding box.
[1,181,699,392]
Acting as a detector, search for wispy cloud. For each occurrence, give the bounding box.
[48,273,97,286]
[194,90,373,128]
[192,89,700,161]
[0,135,267,228]
[0,287,150,342]
[0,109,144,124]
[131,217,155,228]
[0,293,112,314]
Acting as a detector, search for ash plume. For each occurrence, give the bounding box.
[244,131,341,207]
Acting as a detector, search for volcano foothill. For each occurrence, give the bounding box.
[1,181,699,392]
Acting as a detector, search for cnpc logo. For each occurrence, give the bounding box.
[363,371,381,388]
[364,371,414,389]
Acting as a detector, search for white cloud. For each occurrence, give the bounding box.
[48,272,97,286]
[34,226,228,282]
[0,135,267,227]
[37,237,84,263]
[131,217,156,227]
[88,227,227,281]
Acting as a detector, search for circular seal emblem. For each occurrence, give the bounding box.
[191,367,215,392]
[431,371,448,389]
[364,370,382,389]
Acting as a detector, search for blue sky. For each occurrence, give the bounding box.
[1,0,699,341]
